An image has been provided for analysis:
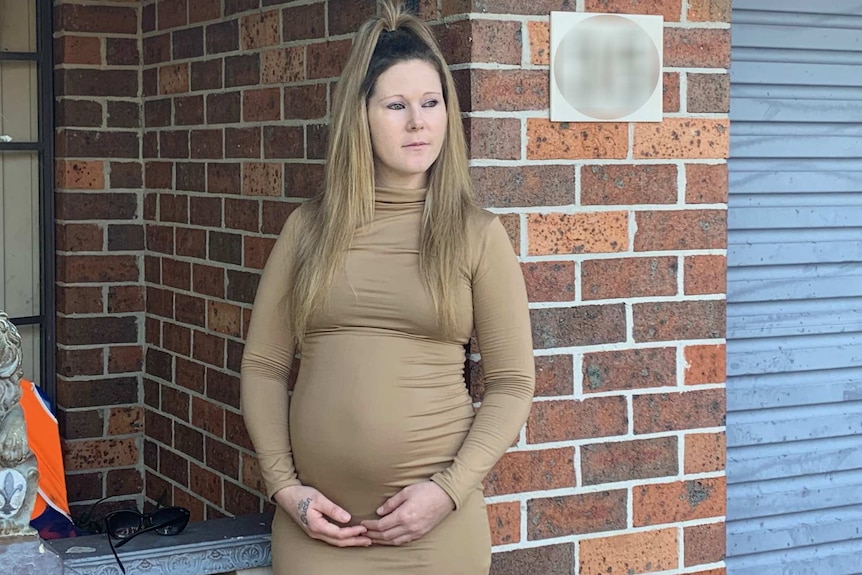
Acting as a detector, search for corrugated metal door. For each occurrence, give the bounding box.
[728,1,862,574]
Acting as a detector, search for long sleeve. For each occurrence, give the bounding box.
[240,208,304,500]
[430,216,535,509]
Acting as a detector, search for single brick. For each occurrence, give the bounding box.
[581,164,677,205]
[582,256,677,300]
[191,462,223,506]
[242,162,282,196]
[56,4,137,34]
[328,0,377,36]
[528,212,628,256]
[634,477,726,526]
[209,231,243,266]
[58,348,103,377]
[471,69,548,112]
[207,368,240,409]
[282,3,326,41]
[188,196,221,227]
[162,258,191,290]
[686,163,728,204]
[57,286,103,314]
[583,347,677,393]
[107,285,144,313]
[106,101,139,129]
[225,54,261,88]
[436,19,521,66]
[192,396,225,437]
[528,20,549,65]
[244,88,281,122]
[56,100,102,128]
[175,95,205,126]
[158,0,187,29]
[208,301,242,338]
[190,129,223,160]
[106,37,139,66]
[194,331,226,367]
[484,448,575,496]
[159,63,189,95]
[633,388,726,434]
[585,0,682,21]
[490,543,574,575]
[283,84,327,119]
[162,385,190,422]
[535,355,574,396]
[263,126,303,159]
[56,35,101,65]
[224,197,260,233]
[526,396,627,443]
[443,0,576,16]
[193,264,226,299]
[206,20,238,55]
[207,162,241,195]
[531,304,626,348]
[464,117,520,161]
[190,0,221,23]
[244,236,277,270]
[226,127,262,159]
[175,422,204,463]
[106,405,142,435]
[688,0,731,22]
[521,261,575,303]
[58,69,138,97]
[206,436,239,478]
[56,160,105,190]
[241,9,280,50]
[225,0,258,16]
[473,165,574,208]
[665,28,730,68]
[487,502,520,546]
[582,437,678,485]
[59,255,138,283]
[528,119,628,160]
[163,322,191,356]
[685,522,726,566]
[262,47,304,84]
[664,71,680,113]
[176,357,206,394]
[689,73,730,113]
[634,209,726,251]
[56,377,138,409]
[261,201,298,235]
[685,431,727,474]
[192,59,223,91]
[528,490,626,540]
[108,346,143,374]
[307,40,352,80]
[63,438,138,471]
[580,528,678,575]
[160,130,190,159]
[633,300,726,342]
[634,118,729,159]
[685,255,726,296]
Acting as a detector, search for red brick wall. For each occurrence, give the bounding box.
[457,1,729,574]
[54,0,146,516]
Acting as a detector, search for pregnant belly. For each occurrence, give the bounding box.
[288,332,474,522]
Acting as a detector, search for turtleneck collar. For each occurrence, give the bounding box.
[374,185,427,204]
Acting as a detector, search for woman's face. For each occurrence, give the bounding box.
[367,59,447,189]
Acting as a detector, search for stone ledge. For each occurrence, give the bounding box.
[46,513,273,575]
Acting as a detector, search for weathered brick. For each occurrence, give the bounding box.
[688,0,731,22]
[194,264,226,299]
[57,286,103,315]
[58,130,139,158]
[464,117,520,161]
[686,163,728,204]
[580,528,678,575]
[209,231,243,265]
[158,0,187,29]
[685,343,726,385]
[282,3,326,41]
[57,377,138,409]
[473,166,574,208]
[262,46,304,84]
[635,209,726,251]
[227,127,262,158]
[585,0,682,20]
[527,20,549,66]
[527,396,627,443]
[192,397,225,437]
[689,73,730,113]
[59,255,138,283]
[665,28,730,68]
[531,304,626,348]
[685,522,726,566]
[56,4,137,34]
[522,261,575,302]
[243,162,282,196]
[207,162,241,194]
[471,70,548,112]
[437,19,521,66]
[634,118,729,159]
[226,270,260,304]
[56,160,105,190]
[208,301,242,337]
[664,71,680,113]
[307,40,351,80]
[58,192,137,221]
[484,448,575,496]
[685,255,726,295]
[206,91,241,124]
[241,10,280,50]
[633,388,726,434]
[63,438,138,472]
[582,437,678,485]
[685,432,726,473]
[528,212,628,256]
[56,35,101,65]
[206,20,238,55]
[535,355,573,396]
[581,164,677,205]
[487,502,520,546]
[225,0,259,16]
[529,119,627,160]
[159,63,189,95]
[491,543,574,575]
[283,84,327,119]
[243,88,281,121]
[58,348,103,377]
[191,462,222,506]
[582,257,677,300]
[443,0,575,17]
[528,490,626,539]
[108,346,143,374]
[244,236,276,270]
[107,285,144,313]
[633,300,726,342]
[634,477,726,526]
[106,405,142,435]
[583,347,676,393]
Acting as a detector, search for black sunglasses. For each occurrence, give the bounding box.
[104,506,190,574]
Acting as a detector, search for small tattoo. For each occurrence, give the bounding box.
[298,497,311,527]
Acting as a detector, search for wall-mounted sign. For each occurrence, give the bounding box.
[550,12,664,122]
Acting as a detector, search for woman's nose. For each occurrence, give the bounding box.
[408,107,425,130]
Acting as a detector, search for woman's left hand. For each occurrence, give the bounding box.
[360,481,455,546]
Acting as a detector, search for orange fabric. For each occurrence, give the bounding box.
[19,379,71,520]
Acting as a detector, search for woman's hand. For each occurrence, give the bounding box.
[360,481,455,546]
[273,485,372,547]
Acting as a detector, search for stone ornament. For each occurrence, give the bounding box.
[0,312,38,537]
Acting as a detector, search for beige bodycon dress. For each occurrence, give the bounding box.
[240,186,535,575]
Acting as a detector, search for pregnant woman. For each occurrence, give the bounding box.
[240,2,535,573]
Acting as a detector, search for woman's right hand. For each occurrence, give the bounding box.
[273,485,372,547]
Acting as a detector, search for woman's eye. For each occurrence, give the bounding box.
[387,102,405,110]
[422,99,439,108]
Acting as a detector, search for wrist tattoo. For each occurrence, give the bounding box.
[298,497,311,527]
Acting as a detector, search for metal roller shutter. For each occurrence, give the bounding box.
[728,1,862,574]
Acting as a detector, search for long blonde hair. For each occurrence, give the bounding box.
[288,1,474,343]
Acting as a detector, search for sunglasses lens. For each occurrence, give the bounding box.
[151,508,190,535]
[106,511,143,538]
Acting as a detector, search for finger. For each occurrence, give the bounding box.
[377,490,408,516]
[361,513,400,533]
[314,495,351,524]
[308,516,368,540]
[366,525,409,545]
[316,534,373,548]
